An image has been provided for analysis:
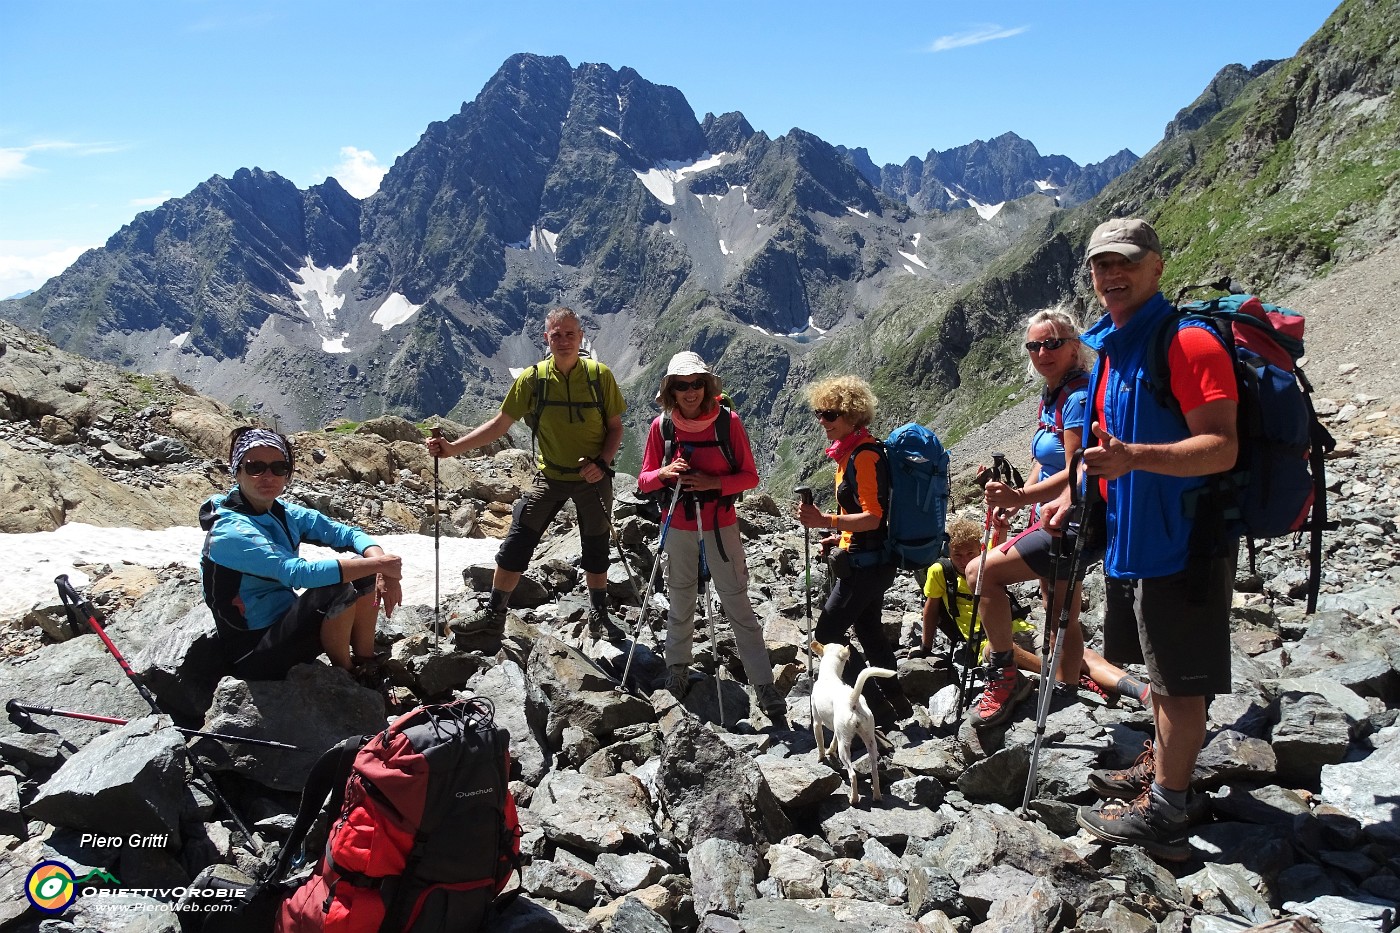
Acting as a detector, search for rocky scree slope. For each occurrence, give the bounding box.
[1,322,1399,932]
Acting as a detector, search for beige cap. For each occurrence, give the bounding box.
[1086,218,1162,262]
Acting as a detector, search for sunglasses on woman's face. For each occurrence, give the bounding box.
[240,459,292,477]
[813,409,843,423]
[670,378,707,392]
[1025,337,1070,353]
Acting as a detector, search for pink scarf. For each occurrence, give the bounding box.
[672,400,720,435]
[825,425,873,463]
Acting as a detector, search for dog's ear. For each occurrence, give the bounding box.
[810,640,824,657]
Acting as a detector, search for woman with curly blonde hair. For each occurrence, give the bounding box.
[797,375,913,728]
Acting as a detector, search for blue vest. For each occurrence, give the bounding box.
[1081,293,1216,579]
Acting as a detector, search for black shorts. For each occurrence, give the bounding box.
[497,473,613,573]
[1102,550,1236,696]
[231,576,374,681]
[1004,525,1103,580]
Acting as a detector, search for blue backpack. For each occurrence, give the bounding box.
[1147,285,1336,611]
[878,423,951,570]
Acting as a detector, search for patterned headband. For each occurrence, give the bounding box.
[230,429,290,477]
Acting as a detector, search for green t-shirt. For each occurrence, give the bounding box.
[501,356,627,481]
[923,560,1034,641]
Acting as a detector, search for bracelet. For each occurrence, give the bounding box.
[829,514,838,530]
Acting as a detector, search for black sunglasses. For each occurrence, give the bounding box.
[1025,337,1072,353]
[670,378,707,392]
[813,409,844,422]
[240,459,292,477]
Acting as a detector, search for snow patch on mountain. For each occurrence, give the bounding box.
[968,198,1005,220]
[372,293,421,330]
[633,152,726,206]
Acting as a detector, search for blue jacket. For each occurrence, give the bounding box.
[1081,292,1221,579]
[200,489,377,636]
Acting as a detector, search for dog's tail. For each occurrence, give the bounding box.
[850,667,897,709]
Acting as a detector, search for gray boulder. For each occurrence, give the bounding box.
[195,665,386,791]
[28,715,186,842]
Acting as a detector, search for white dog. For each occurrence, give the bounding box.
[810,640,896,805]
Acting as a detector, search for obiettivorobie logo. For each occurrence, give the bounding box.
[23,860,244,917]
[25,862,118,915]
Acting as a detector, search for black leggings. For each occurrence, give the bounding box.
[814,562,899,701]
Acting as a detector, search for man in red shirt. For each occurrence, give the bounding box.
[1044,218,1238,861]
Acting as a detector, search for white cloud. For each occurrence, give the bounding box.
[0,149,38,180]
[330,146,387,198]
[0,240,93,298]
[0,140,128,180]
[928,24,1028,52]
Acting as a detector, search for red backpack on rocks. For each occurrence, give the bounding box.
[276,698,522,933]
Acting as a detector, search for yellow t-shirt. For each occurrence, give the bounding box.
[501,356,626,480]
[923,561,1034,640]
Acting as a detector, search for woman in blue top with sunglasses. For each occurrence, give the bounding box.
[199,426,403,681]
[965,308,1147,729]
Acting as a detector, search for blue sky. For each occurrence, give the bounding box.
[0,0,1340,299]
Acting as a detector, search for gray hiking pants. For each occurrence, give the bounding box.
[663,522,773,687]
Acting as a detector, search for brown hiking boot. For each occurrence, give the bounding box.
[1077,786,1191,862]
[1088,741,1154,800]
[970,664,1031,729]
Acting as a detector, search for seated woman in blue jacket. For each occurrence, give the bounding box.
[200,427,403,680]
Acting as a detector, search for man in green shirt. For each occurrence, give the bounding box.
[428,307,627,637]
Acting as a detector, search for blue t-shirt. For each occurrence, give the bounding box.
[1029,372,1088,522]
[1031,385,1088,483]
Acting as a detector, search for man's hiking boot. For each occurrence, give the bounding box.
[666,664,691,700]
[755,683,786,722]
[1077,787,1192,862]
[1089,743,1211,822]
[1088,742,1154,800]
[588,607,621,640]
[450,607,506,637]
[970,665,1031,728]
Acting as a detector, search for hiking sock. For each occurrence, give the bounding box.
[1151,781,1189,811]
[488,589,511,613]
[1118,674,1151,704]
[986,649,1014,673]
[588,588,609,613]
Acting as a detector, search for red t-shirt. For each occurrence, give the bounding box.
[1091,325,1237,495]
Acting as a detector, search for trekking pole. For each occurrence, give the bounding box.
[584,466,646,611]
[795,486,816,731]
[618,461,687,693]
[957,452,1019,711]
[694,486,725,728]
[53,575,265,856]
[431,427,444,645]
[6,699,300,750]
[1020,450,1097,818]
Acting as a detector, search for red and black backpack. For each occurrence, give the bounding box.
[274,698,522,933]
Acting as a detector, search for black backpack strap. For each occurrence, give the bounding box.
[1297,365,1336,612]
[267,734,368,883]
